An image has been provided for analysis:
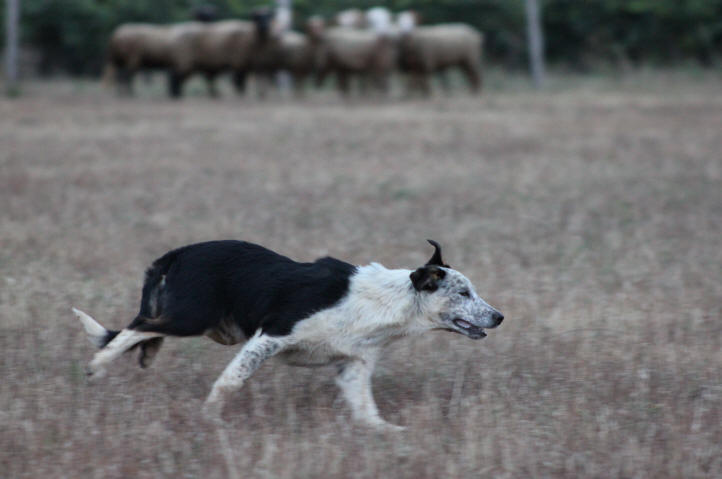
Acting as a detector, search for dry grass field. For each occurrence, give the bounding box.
[1,73,721,478]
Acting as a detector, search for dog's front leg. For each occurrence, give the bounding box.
[335,357,404,431]
[202,330,288,422]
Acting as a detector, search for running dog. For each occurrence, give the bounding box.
[74,239,503,430]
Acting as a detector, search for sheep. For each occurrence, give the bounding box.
[398,23,483,96]
[104,7,275,99]
[395,10,420,34]
[192,4,219,23]
[248,29,317,98]
[245,6,313,98]
[103,23,173,95]
[271,2,293,37]
[103,21,257,98]
[276,31,317,96]
[334,9,365,29]
[311,22,396,97]
[365,7,394,36]
[165,19,264,98]
[164,7,280,99]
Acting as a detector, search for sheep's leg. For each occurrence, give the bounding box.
[337,71,351,97]
[439,70,452,94]
[232,70,247,95]
[256,73,273,99]
[371,71,390,97]
[314,68,328,89]
[461,60,482,93]
[380,73,391,97]
[120,57,141,96]
[358,73,369,96]
[168,71,185,98]
[205,72,219,98]
[118,68,134,96]
[418,73,431,97]
[403,74,417,97]
[292,73,306,98]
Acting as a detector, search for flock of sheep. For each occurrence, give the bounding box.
[104,6,484,98]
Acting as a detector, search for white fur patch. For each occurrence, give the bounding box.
[366,7,393,35]
[72,307,108,348]
[335,357,402,430]
[288,264,429,356]
[87,328,163,377]
[396,11,417,33]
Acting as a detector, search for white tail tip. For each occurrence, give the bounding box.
[73,307,108,348]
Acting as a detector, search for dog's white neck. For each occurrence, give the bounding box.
[350,263,427,330]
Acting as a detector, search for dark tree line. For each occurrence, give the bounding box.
[3,0,722,76]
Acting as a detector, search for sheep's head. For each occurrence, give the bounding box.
[306,16,326,43]
[251,7,274,42]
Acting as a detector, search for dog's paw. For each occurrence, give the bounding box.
[377,422,406,433]
[85,362,106,381]
[361,418,405,433]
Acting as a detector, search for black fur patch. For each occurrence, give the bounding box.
[410,265,446,292]
[425,239,450,268]
[128,241,357,339]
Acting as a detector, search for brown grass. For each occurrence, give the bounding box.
[1,73,721,478]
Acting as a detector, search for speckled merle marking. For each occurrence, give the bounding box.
[74,239,503,430]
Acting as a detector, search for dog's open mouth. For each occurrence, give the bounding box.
[452,318,487,339]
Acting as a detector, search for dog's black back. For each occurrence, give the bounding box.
[129,240,357,338]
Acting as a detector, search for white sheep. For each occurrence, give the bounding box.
[398,23,483,96]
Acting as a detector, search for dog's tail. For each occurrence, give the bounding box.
[73,307,120,349]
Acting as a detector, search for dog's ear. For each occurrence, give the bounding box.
[410,265,446,292]
[425,239,450,268]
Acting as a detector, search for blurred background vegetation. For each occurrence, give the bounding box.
[2,0,722,76]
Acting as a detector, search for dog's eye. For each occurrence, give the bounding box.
[459,290,471,298]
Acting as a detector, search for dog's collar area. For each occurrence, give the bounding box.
[451,318,487,339]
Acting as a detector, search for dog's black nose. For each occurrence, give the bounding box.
[492,312,504,325]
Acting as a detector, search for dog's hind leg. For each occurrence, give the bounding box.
[202,331,288,421]
[138,337,164,368]
[86,328,164,378]
[336,357,404,431]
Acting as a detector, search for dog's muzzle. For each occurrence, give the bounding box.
[450,312,503,340]
[452,318,486,339]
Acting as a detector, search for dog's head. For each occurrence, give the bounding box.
[411,240,503,340]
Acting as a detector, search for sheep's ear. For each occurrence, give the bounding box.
[425,239,450,267]
[410,265,446,292]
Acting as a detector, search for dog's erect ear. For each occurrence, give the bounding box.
[410,265,446,292]
[425,239,450,268]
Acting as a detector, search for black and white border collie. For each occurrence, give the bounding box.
[74,239,503,430]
